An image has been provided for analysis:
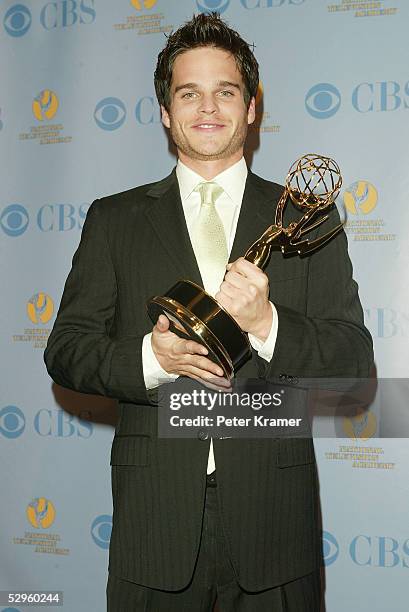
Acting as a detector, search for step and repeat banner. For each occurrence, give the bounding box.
[1,1,408,610]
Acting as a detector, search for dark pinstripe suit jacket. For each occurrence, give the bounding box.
[44,169,373,591]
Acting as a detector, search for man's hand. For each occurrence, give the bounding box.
[151,314,231,390]
[215,257,272,341]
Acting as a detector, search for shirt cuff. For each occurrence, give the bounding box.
[248,302,278,363]
[142,332,179,390]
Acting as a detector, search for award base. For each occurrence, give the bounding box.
[147,280,252,379]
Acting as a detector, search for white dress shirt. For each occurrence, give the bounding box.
[142,158,279,472]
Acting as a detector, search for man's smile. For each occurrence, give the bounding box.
[191,122,225,131]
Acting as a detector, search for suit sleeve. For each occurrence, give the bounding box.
[44,200,150,405]
[263,207,374,381]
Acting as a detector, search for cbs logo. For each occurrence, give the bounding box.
[0,406,26,439]
[305,83,341,119]
[94,96,160,130]
[91,514,112,549]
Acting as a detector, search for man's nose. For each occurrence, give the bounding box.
[198,94,218,114]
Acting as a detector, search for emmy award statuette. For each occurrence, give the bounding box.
[147,154,343,379]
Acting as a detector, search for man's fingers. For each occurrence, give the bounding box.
[215,291,233,311]
[184,339,208,356]
[223,270,248,291]
[179,371,232,392]
[170,338,207,357]
[180,366,231,389]
[218,280,240,300]
[151,318,229,381]
[229,256,262,279]
[179,352,225,377]
[175,349,226,378]
[194,356,225,378]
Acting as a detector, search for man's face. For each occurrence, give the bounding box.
[161,46,255,165]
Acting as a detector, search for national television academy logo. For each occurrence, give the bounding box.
[255,81,263,107]
[344,181,378,215]
[32,90,59,121]
[27,293,55,325]
[343,410,377,441]
[26,497,56,529]
[342,180,394,242]
[305,83,341,119]
[130,0,158,9]
[113,0,171,34]
[19,88,71,144]
[13,498,70,555]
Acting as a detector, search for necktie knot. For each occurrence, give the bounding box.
[195,181,224,207]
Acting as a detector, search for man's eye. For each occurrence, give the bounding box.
[219,90,234,97]
[182,92,197,99]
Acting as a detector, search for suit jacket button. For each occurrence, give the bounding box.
[198,429,209,441]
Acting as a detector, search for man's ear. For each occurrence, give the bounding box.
[247,97,256,125]
[161,105,170,128]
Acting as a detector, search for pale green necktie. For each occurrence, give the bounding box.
[191,181,229,297]
[192,181,228,474]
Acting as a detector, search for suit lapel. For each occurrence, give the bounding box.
[230,170,283,264]
[144,169,203,285]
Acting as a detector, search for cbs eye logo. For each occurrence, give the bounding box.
[91,514,112,549]
[305,83,341,119]
[0,204,29,237]
[196,0,230,14]
[3,4,32,37]
[0,406,26,439]
[94,97,127,131]
[322,530,339,566]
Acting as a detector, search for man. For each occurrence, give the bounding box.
[44,12,373,611]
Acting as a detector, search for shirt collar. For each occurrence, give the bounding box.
[176,158,248,205]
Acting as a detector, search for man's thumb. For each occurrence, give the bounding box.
[156,314,170,333]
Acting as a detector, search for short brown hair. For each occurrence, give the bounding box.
[154,12,259,110]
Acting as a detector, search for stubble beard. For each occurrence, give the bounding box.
[169,120,248,162]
